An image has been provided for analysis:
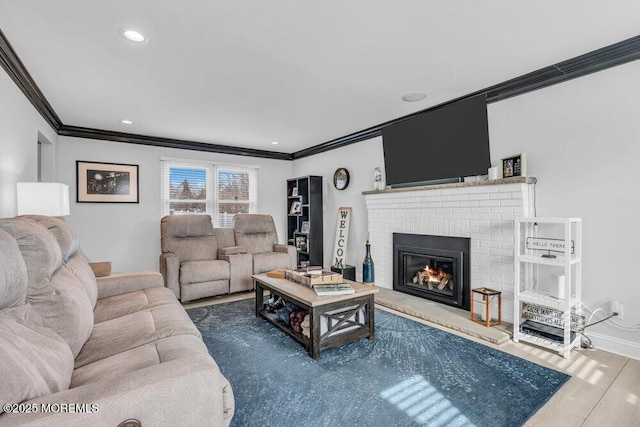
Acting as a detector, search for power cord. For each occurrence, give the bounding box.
[584,312,618,328]
[580,311,619,349]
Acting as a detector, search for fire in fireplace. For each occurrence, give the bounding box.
[393,233,470,310]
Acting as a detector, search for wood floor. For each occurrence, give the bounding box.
[184,291,640,427]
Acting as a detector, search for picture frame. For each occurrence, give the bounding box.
[501,153,527,178]
[295,236,308,251]
[77,161,139,203]
[291,187,298,197]
[301,221,310,234]
[289,200,302,214]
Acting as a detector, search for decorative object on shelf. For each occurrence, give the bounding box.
[332,207,352,268]
[470,287,502,327]
[291,187,298,197]
[362,232,374,285]
[77,160,139,203]
[289,200,302,214]
[333,167,350,190]
[295,236,307,252]
[330,264,356,281]
[525,236,574,259]
[501,153,527,178]
[521,303,585,332]
[301,221,310,234]
[487,166,500,180]
[374,167,383,190]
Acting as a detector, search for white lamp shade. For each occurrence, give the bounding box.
[17,182,70,216]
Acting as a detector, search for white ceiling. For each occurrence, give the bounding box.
[1,1,639,154]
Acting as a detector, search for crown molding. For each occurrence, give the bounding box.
[0,28,62,131]
[58,125,293,160]
[1,26,638,161]
[292,34,640,159]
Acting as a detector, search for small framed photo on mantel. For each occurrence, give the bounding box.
[501,153,527,178]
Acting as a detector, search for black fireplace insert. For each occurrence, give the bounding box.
[393,233,470,310]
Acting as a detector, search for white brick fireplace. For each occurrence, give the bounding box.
[363,177,536,322]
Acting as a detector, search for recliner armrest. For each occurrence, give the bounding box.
[218,245,247,257]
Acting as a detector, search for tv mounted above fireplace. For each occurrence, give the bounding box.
[382,94,491,188]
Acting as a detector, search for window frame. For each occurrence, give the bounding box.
[161,158,258,227]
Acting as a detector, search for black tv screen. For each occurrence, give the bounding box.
[382,95,491,187]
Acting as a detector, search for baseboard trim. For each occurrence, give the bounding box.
[585,331,640,361]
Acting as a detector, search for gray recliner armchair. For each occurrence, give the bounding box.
[160,215,252,302]
[232,214,296,274]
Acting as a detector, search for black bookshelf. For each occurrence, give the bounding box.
[287,176,323,266]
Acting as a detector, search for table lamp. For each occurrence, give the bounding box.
[16,182,70,216]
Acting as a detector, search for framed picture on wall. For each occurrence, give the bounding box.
[77,161,139,203]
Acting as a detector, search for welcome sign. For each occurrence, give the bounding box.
[332,207,352,268]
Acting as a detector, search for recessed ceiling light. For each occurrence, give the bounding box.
[122,29,146,43]
[120,119,133,125]
[271,141,279,145]
[401,92,427,102]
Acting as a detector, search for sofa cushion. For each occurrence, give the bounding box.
[70,334,210,388]
[75,303,201,368]
[253,252,294,275]
[65,256,98,309]
[20,215,80,263]
[179,260,230,285]
[0,229,28,309]
[0,218,62,290]
[0,305,74,411]
[93,287,178,324]
[20,215,98,308]
[28,266,94,358]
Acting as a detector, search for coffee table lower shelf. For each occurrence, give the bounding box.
[253,274,377,358]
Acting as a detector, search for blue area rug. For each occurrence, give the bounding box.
[188,299,568,427]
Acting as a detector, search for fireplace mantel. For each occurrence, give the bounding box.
[362,176,536,196]
[363,176,537,323]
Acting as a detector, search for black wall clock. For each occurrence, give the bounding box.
[333,168,350,190]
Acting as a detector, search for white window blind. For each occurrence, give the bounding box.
[161,159,257,227]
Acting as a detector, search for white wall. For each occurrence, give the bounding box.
[57,136,292,272]
[0,70,59,217]
[292,62,640,357]
[292,137,385,280]
[488,60,640,356]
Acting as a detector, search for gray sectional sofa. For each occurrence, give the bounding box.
[0,216,234,426]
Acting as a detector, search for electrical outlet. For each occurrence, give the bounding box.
[611,301,624,320]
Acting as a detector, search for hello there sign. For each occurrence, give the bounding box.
[525,237,574,254]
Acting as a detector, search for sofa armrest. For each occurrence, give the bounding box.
[274,244,297,268]
[0,355,234,427]
[96,271,163,300]
[88,262,111,277]
[159,252,181,299]
[218,245,247,257]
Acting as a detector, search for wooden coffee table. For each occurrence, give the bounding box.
[253,273,378,358]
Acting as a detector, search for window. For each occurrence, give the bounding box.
[162,159,257,227]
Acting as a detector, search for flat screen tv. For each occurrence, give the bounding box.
[382,95,491,188]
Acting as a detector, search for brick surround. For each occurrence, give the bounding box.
[363,177,536,322]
